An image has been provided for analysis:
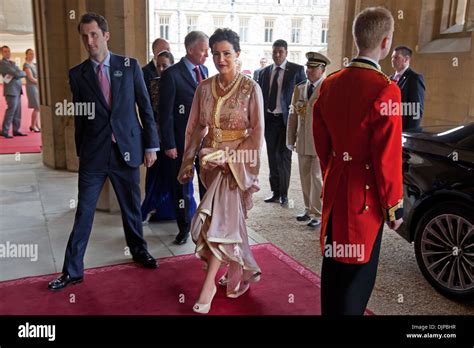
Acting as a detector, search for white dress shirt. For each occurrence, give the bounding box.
[393,65,409,82]
[268,60,288,114]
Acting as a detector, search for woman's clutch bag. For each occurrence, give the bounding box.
[201,149,226,166]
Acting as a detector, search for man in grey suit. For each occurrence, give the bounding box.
[0,46,27,138]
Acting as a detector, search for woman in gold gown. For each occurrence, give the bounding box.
[178,28,265,314]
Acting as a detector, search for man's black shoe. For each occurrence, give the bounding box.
[133,250,158,269]
[264,194,280,203]
[48,274,83,291]
[13,131,27,136]
[307,219,321,228]
[296,213,311,222]
[173,233,189,245]
[280,196,289,206]
[1,133,13,138]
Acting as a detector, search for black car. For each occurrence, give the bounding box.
[400,123,474,302]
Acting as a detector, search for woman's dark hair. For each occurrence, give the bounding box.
[25,48,34,55]
[77,12,109,34]
[158,50,174,65]
[209,28,241,53]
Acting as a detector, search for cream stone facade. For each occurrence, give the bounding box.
[149,0,330,74]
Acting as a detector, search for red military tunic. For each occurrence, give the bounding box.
[313,60,403,264]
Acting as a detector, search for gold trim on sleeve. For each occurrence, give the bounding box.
[385,199,403,222]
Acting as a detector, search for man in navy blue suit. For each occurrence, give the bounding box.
[48,12,160,290]
[158,31,209,245]
[390,45,425,131]
[258,39,306,206]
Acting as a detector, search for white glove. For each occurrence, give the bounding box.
[286,144,295,151]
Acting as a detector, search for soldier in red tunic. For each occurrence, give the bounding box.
[313,7,404,315]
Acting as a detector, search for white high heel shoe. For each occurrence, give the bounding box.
[193,285,217,314]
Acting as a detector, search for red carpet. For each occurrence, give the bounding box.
[0,243,373,315]
[0,84,42,154]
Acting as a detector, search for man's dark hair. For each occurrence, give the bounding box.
[25,48,34,55]
[77,12,109,34]
[272,39,288,51]
[158,50,175,65]
[394,45,413,57]
[209,28,241,53]
[1,45,9,51]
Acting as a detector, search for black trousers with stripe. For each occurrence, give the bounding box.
[321,216,384,315]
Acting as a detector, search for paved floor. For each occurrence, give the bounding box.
[0,153,267,282]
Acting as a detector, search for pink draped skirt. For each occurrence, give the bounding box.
[191,167,261,298]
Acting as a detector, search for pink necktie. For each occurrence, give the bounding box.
[194,66,203,84]
[97,63,111,106]
[97,63,116,142]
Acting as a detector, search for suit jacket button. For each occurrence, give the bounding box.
[365,185,370,190]
[364,205,369,211]
[365,164,370,170]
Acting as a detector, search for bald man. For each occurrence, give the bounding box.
[142,38,171,93]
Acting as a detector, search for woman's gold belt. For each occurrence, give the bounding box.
[208,127,248,147]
